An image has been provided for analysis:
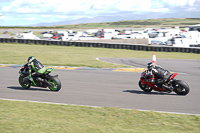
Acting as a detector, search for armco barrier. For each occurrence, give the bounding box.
[0,38,199,54]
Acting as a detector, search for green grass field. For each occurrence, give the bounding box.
[0,100,200,133]
[0,43,200,132]
[0,43,199,68]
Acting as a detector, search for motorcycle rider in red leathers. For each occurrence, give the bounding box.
[146,62,173,92]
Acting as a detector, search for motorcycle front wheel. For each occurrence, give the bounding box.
[47,76,61,91]
[18,76,31,89]
[173,80,190,95]
[138,80,152,92]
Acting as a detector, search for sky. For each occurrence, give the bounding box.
[0,0,200,26]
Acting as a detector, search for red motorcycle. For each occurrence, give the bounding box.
[138,70,190,95]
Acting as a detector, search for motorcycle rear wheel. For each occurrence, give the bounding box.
[138,81,152,92]
[47,76,61,91]
[173,80,190,95]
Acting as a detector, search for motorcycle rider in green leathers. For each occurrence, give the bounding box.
[27,56,46,85]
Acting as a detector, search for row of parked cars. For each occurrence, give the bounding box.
[41,29,153,40]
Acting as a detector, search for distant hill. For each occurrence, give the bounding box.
[1,18,200,29]
[44,18,200,29]
[29,8,200,27]
[31,15,132,26]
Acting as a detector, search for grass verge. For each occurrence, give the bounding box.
[0,43,199,68]
[0,99,199,133]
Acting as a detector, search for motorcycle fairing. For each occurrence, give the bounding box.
[169,73,178,81]
[45,68,54,74]
[140,71,165,91]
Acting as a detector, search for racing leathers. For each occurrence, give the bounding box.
[146,66,172,92]
[27,59,46,85]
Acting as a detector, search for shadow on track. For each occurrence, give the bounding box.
[123,90,177,95]
[7,86,50,92]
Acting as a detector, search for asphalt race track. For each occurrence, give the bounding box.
[0,58,200,115]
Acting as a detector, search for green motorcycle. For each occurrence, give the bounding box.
[18,63,61,91]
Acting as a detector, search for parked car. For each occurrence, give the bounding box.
[131,33,149,39]
[151,40,166,45]
[95,31,104,38]
[41,32,48,34]
[51,34,64,39]
[148,32,159,38]
[3,31,8,34]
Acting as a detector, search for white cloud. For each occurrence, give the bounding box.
[2,0,199,13]
[150,8,169,12]
[25,17,36,20]
[0,15,6,19]
[41,15,52,18]
[57,15,68,19]
[41,15,68,19]
[2,0,23,11]
[15,8,40,13]
[0,0,199,26]
[162,0,196,6]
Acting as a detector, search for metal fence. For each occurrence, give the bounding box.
[0,38,199,54]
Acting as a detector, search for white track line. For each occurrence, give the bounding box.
[96,58,132,67]
[1,98,199,116]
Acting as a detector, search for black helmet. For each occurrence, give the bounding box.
[147,62,155,71]
[27,56,35,63]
